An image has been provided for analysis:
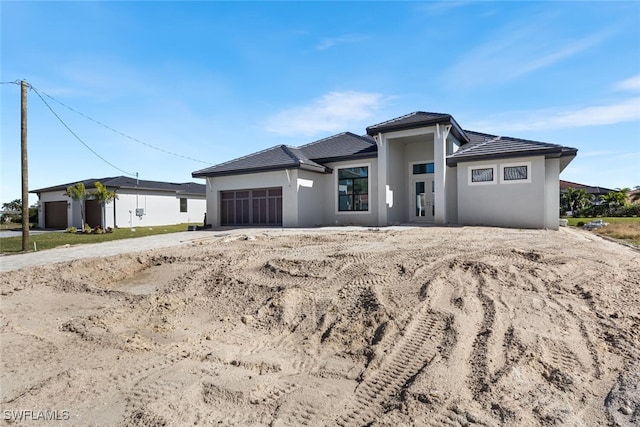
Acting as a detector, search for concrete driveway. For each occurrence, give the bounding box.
[0,231,216,273]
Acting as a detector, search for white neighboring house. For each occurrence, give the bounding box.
[192,111,577,230]
[32,176,206,229]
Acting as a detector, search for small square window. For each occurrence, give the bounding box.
[180,198,187,213]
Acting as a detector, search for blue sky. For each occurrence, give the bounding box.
[1,1,639,205]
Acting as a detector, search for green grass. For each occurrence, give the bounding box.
[0,223,201,254]
[564,217,640,226]
[0,222,36,230]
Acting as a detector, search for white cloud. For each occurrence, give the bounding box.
[316,34,367,51]
[468,97,640,133]
[263,91,385,136]
[448,21,613,87]
[614,74,640,92]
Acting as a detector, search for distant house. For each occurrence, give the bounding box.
[31,176,206,229]
[193,111,577,230]
[559,180,616,198]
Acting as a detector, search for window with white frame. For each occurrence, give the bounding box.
[500,162,531,184]
[468,165,497,185]
[337,166,369,212]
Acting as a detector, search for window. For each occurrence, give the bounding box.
[472,168,493,182]
[467,164,497,185]
[500,162,531,184]
[338,166,369,211]
[412,162,434,175]
[179,198,187,212]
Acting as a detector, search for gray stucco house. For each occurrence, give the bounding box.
[193,111,577,230]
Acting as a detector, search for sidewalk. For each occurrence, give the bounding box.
[0,231,215,273]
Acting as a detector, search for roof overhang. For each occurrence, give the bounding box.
[366,115,470,144]
[192,163,328,179]
[446,146,578,167]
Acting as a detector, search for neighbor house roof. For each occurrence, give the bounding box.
[559,180,615,195]
[446,130,578,166]
[31,177,206,196]
[192,132,377,178]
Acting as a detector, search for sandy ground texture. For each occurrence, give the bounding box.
[1,226,639,426]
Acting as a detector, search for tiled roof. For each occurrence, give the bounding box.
[446,130,577,165]
[559,180,615,195]
[299,132,377,162]
[192,111,578,178]
[366,111,451,133]
[193,133,377,178]
[366,111,470,143]
[192,145,327,178]
[31,176,205,195]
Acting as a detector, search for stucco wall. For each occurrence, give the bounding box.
[322,159,379,227]
[36,189,205,229]
[457,156,547,229]
[113,190,205,228]
[296,169,326,227]
[544,158,560,230]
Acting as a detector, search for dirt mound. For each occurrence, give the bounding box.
[1,227,638,426]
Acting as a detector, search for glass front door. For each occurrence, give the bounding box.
[411,177,434,221]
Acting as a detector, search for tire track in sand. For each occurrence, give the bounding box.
[335,306,450,426]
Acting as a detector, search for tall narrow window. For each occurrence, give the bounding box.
[338,166,369,211]
[180,198,188,213]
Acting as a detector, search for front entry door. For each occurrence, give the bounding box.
[410,177,434,222]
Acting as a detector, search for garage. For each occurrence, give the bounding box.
[44,201,68,229]
[220,188,282,226]
[85,200,102,228]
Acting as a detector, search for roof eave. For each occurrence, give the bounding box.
[192,163,326,179]
[446,147,565,166]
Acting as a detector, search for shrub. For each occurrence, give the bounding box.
[83,224,92,234]
[66,227,77,233]
[105,227,113,233]
[577,221,585,227]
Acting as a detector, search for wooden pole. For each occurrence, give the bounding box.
[21,80,29,252]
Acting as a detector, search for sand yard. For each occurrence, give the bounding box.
[1,226,638,426]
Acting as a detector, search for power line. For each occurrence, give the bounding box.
[35,87,212,165]
[30,85,137,177]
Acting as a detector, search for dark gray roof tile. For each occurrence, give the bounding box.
[192,145,326,178]
[31,176,205,195]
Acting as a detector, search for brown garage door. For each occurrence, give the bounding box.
[45,201,68,229]
[220,188,282,226]
[85,200,102,228]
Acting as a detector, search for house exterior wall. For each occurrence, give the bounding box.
[112,189,205,228]
[544,158,560,230]
[456,155,548,229]
[322,158,379,227]
[36,189,205,229]
[296,169,326,227]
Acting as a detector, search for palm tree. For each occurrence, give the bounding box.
[93,181,117,229]
[66,182,88,228]
[601,190,628,215]
[562,187,593,216]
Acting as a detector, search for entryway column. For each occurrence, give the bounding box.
[376,133,388,226]
[434,124,451,224]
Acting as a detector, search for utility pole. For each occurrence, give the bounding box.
[21,80,29,252]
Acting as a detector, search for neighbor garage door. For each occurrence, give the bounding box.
[220,188,282,226]
[44,201,68,229]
